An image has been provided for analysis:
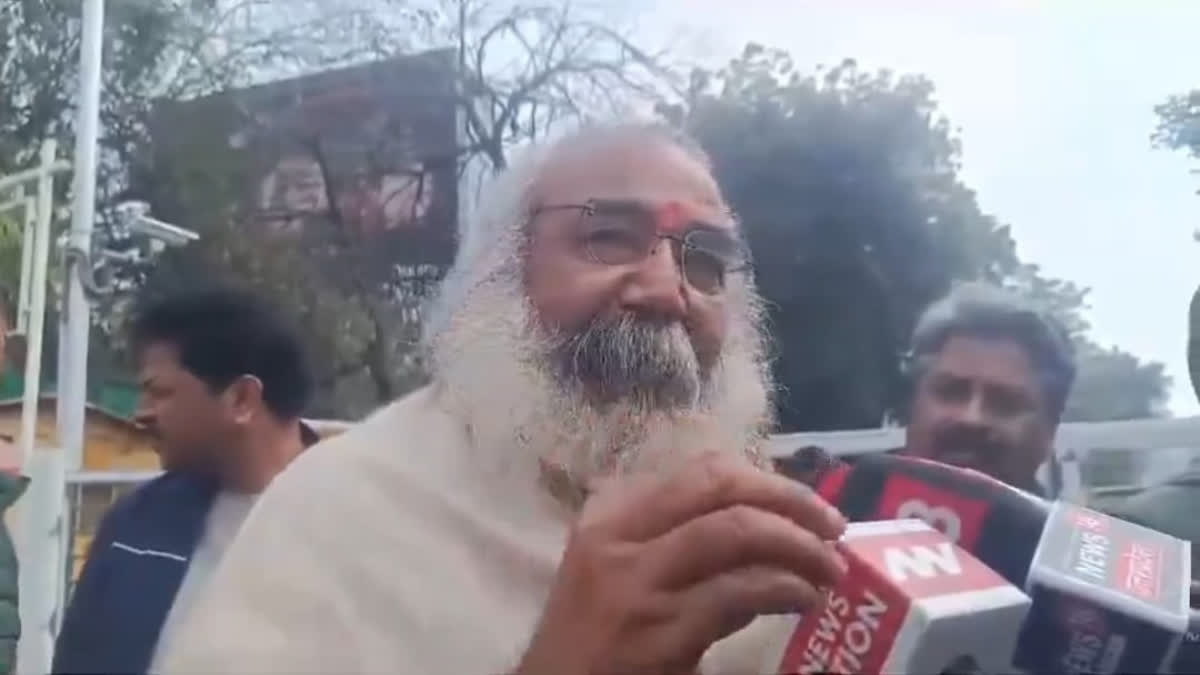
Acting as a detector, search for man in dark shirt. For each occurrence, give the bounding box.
[52,287,318,675]
[1104,286,1200,574]
[900,282,1076,495]
[778,282,1077,498]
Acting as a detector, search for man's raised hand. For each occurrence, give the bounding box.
[517,453,848,675]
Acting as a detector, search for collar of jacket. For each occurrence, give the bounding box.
[299,421,320,447]
[0,473,29,511]
[775,446,1047,498]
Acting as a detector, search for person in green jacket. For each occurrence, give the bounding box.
[1105,287,1200,579]
[1109,465,1200,570]
[0,293,26,674]
[0,471,26,675]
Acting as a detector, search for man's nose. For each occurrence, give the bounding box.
[618,240,688,318]
[956,392,991,428]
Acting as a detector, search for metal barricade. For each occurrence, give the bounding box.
[56,421,1200,607]
[61,470,159,601]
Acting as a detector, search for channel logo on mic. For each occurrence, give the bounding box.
[876,474,991,549]
[764,519,1030,675]
[1015,504,1192,675]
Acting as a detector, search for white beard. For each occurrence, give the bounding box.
[427,266,775,505]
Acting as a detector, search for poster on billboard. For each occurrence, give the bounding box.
[146,48,460,282]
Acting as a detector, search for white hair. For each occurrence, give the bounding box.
[421,121,775,497]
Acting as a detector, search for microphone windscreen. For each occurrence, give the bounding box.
[762,519,1031,675]
[1015,503,1192,674]
[781,449,1198,673]
[815,452,1050,587]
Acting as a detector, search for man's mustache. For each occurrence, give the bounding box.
[931,425,1004,457]
[548,313,702,409]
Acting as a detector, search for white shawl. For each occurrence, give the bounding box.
[157,386,790,674]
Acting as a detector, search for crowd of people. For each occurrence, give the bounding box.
[30,121,1190,673]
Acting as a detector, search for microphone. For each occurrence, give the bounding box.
[803,452,1194,674]
[1018,505,1191,674]
[761,518,1031,674]
[813,453,1048,587]
[1168,610,1200,673]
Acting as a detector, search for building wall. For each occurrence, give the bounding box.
[0,401,161,584]
[0,377,355,589]
[1,403,154,585]
[0,402,159,471]
[54,414,351,585]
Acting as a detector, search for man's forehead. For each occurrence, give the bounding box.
[138,342,183,374]
[931,336,1041,390]
[534,136,729,224]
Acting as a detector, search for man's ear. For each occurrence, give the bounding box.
[226,374,265,425]
[893,350,919,423]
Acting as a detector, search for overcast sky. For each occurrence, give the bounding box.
[638,0,1200,416]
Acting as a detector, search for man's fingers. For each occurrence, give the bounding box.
[668,566,825,655]
[590,453,846,542]
[643,505,847,591]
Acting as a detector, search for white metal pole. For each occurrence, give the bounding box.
[60,0,105,473]
[14,188,34,335]
[16,453,65,675]
[15,142,57,471]
[14,139,57,675]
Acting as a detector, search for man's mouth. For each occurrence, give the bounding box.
[934,448,980,467]
[550,314,702,410]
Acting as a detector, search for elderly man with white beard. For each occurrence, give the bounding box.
[157,122,849,675]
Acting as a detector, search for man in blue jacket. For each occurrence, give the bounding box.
[52,287,318,675]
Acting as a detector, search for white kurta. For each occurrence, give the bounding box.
[149,490,258,672]
[157,386,791,674]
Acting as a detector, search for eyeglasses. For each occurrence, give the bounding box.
[531,198,752,295]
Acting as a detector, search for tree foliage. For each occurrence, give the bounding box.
[1003,264,1171,421]
[676,45,1169,430]
[0,0,242,388]
[1155,87,1200,412]
[0,218,19,305]
[123,0,674,418]
[1,6,1172,425]
[1153,90,1200,160]
[0,0,674,418]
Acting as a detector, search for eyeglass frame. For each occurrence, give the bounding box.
[526,198,754,294]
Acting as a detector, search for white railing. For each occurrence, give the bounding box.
[58,415,1200,532]
[772,417,1200,501]
[1,140,70,473]
[769,416,1200,458]
[50,415,1200,652]
[1,139,73,675]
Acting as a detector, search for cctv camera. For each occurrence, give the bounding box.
[115,200,199,248]
[127,215,199,247]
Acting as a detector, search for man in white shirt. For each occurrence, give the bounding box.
[53,288,318,674]
[159,122,849,674]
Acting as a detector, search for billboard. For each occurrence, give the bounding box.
[145,48,460,278]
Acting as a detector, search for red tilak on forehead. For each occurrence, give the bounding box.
[652,199,701,234]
